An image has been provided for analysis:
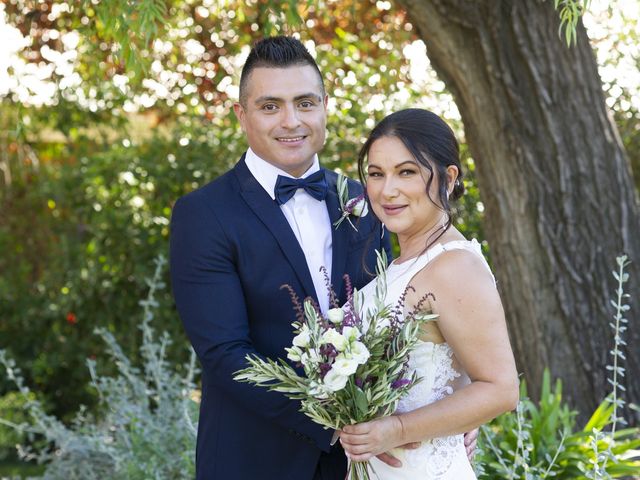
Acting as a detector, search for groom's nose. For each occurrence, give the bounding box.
[281,104,302,129]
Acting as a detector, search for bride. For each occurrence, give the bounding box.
[339,109,519,479]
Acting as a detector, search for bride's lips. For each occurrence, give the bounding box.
[381,204,407,216]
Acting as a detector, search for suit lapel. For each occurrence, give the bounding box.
[235,157,318,302]
[324,172,350,299]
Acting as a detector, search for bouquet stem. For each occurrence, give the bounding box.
[347,459,373,480]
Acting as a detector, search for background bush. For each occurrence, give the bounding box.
[0,257,199,479]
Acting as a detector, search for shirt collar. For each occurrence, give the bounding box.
[244,148,321,201]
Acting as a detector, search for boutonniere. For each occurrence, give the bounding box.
[333,174,369,231]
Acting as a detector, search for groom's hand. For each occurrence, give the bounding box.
[464,428,479,462]
[375,442,421,468]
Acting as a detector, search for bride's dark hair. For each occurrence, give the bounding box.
[358,108,465,250]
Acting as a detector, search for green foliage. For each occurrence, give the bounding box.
[477,372,640,479]
[0,115,235,417]
[553,0,591,46]
[0,392,36,461]
[78,0,169,79]
[477,258,639,479]
[587,3,640,190]
[0,459,45,478]
[0,257,199,480]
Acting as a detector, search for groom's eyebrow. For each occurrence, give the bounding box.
[254,95,283,104]
[293,93,323,102]
[254,93,322,104]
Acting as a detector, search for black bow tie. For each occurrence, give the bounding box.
[274,170,328,205]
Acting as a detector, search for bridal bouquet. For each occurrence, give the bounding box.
[234,251,436,479]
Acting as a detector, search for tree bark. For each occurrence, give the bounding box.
[396,0,640,422]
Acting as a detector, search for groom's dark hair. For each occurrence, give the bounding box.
[239,36,325,106]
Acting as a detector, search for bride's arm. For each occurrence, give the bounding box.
[339,249,519,462]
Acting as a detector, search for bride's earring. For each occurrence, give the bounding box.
[380,223,386,239]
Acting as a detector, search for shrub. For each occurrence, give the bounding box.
[0,119,230,418]
[0,256,199,479]
[0,391,38,461]
[476,373,640,479]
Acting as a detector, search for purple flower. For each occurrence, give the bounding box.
[320,344,338,359]
[342,305,357,327]
[391,378,411,389]
[345,194,367,216]
[355,377,364,388]
[319,362,332,379]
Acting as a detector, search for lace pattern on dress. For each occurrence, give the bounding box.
[395,342,468,477]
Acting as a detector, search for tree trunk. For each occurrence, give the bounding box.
[396,0,640,422]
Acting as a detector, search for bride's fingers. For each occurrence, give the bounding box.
[342,423,370,435]
[339,432,370,445]
[343,442,372,456]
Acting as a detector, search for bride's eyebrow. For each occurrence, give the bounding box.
[367,160,417,170]
[394,160,419,168]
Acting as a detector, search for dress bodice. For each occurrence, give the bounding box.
[355,239,489,479]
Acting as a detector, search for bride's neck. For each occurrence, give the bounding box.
[396,219,449,263]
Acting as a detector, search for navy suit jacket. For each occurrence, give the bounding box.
[170,155,389,480]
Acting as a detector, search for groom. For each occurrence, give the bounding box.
[170,36,389,479]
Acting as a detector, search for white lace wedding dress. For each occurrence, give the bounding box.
[356,239,491,480]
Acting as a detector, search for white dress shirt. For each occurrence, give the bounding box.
[244,148,333,314]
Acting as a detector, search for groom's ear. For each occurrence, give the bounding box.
[233,102,246,132]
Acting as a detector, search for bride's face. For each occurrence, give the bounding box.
[365,135,453,239]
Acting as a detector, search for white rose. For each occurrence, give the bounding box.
[342,326,361,343]
[323,368,349,392]
[349,341,370,365]
[331,354,359,376]
[292,325,311,348]
[327,308,344,324]
[349,196,369,217]
[322,328,348,351]
[286,346,302,363]
[345,195,369,218]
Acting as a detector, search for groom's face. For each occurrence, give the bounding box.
[234,65,328,178]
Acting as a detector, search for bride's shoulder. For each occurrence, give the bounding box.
[413,241,493,292]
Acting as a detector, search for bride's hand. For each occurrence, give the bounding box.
[339,416,409,463]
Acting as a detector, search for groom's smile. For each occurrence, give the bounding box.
[234,65,328,178]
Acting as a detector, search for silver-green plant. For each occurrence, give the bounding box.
[477,255,640,479]
[587,255,631,479]
[0,255,199,479]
